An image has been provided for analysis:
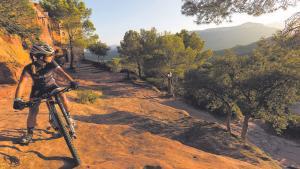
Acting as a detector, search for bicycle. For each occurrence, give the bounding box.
[22,86,81,165]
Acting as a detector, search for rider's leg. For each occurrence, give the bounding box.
[27,102,40,133]
[27,103,40,128]
[20,102,40,144]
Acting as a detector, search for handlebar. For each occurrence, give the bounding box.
[23,86,74,108]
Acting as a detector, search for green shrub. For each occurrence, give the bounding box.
[0,0,41,38]
[77,90,101,104]
[106,57,122,72]
[145,77,166,90]
[281,114,300,138]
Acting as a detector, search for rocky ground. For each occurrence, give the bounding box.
[0,62,295,169]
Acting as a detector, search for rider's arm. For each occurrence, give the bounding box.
[55,67,74,82]
[15,69,31,99]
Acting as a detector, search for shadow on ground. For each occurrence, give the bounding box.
[74,111,272,165]
[0,129,78,169]
[0,128,60,144]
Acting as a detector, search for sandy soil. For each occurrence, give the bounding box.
[0,62,286,169]
[161,98,300,168]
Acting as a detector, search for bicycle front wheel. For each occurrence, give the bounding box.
[50,104,81,165]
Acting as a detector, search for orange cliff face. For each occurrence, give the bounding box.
[32,3,67,47]
[32,3,53,46]
[0,31,29,84]
[0,3,65,84]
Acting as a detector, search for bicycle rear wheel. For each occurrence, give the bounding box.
[49,103,81,165]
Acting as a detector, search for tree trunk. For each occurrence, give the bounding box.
[226,109,232,134]
[126,70,130,80]
[101,55,105,63]
[137,62,142,78]
[168,77,174,97]
[69,39,75,70]
[168,77,172,95]
[241,115,251,141]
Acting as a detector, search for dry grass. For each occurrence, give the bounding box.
[76,89,103,104]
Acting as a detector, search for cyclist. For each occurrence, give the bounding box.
[13,43,79,145]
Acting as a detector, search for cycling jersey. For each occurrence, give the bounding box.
[30,84,59,99]
[21,61,61,98]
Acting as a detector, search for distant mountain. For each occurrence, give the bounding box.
[84,45,119,62]
[193,22,279,50]
[267,22,284,29]
[214,41,258,56]
[106,45,119,59]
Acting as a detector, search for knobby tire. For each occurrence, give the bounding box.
[51,104,81,165]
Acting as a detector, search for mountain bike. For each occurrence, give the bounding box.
[23,86,81,165]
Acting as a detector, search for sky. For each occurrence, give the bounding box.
[84,0,300,46]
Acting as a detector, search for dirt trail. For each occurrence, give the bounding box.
[129,72,300,168]
[0,62,282,169]
[160,98,300,168]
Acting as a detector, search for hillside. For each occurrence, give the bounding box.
[0,3,61,84]
[194,22,279,50]
[0,62,281,169]
[0,2,297,169]
[214,41,258,56]
[107,45,119,58]
[0,31,29,84]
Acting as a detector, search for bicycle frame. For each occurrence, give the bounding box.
[23,87,81,165]
[54,95,76,137]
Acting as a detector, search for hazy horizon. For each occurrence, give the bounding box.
[84,0,300,46]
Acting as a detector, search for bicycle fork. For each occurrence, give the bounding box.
[54,95,77,139]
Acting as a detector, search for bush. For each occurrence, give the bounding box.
[106,57,122,72]
[282,114,300,138]
[0,0,41,39]
[77,90,101,104]
[145,77,166,90]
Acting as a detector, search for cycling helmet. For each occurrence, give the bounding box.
[30,43,55,57]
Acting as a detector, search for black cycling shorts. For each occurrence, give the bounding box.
[30,84,59,99]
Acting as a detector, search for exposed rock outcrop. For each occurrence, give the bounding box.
[0,32,29,84]
[0,3,63,84]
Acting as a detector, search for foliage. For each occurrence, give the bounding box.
[0,0,41,38]
[106,57,122,72]
[40,0,98,69]
[235,42,300,138]
[184,35,300,139]
[282,114,300,138]
[77,90,101,104]
[181,0,297,24]
[176,30,205,52]
[145,77,167,89]
[147,34,187,78]
[118,30,143,77]
[117,26,299,141]
[249,38,300,135]
[277,12,300,50]
[88,41,110,62]
[140,28,159,56]
[184,52,247,133]
[143,30,212,89]
[118,28,212,95]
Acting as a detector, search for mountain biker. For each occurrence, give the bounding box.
[13,43,79,145]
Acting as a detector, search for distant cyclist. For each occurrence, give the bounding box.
[13,43,79,144]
